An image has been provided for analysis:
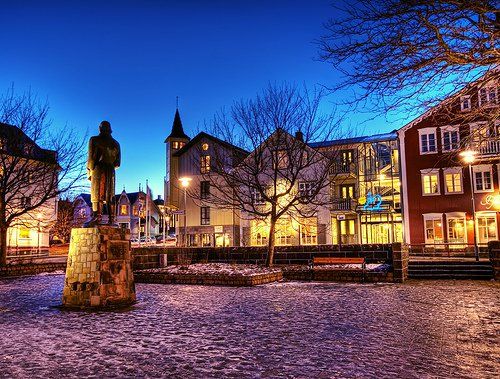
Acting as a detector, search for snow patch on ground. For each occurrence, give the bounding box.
[141,263,281,277]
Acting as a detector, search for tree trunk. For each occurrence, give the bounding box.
[266,218,277,267]
[0,225,7,266]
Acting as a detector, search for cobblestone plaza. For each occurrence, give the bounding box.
[0,275,498,378]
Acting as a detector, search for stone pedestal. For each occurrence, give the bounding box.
[62,226,136,308]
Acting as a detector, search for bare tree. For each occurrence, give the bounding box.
[319,0,499,122]
[193,84,341,266]
[50,198,76,244]
[0,87,86,265]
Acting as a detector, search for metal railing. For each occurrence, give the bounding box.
[329,162,357,175]
[408,243,490,259]
[472,137,500,156]
[331,198,357,211]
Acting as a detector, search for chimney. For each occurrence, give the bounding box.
[295,131,304,142]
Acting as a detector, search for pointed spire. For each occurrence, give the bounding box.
[166,103,190,141]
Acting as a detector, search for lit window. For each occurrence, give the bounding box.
[441,126,460,151]
[477,215,498,244]
[421,170,440,195]
[460,95,471,111]
[339,219,355,236]
[252,220,269,246]
[201,143,209,151]
[473,165,493,192]
[172,141,179,149]
[300,218,318,245]
[19,228,30,239]
[419,128,437,154]
[446,215,466,244]
[275,217,292,245]
[200,155,211,173]
[423,214,443,244]
[120,204,128,215]
[444,168,462,194]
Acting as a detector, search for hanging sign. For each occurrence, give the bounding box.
[480,194,500,210]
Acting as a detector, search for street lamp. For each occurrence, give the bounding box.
[460,150,479,261]
[179,177,192,247]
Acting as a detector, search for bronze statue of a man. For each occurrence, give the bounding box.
[86,121,121,226]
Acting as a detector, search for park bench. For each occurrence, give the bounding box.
[311,257,366,270]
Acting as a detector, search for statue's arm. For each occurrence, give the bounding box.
[114,142,121,169]
[87,138,95,179]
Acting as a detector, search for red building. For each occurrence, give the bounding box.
[398,73,499,251]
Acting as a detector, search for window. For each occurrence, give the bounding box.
[460,95,471,111]
[172,141,184,150]
[200,181,210,199]
[200,206,210,225]
[444,168,462,194]
[299,181,315,197]
[200,155,211,173]
[441,126,460,151]
[476,214,498,244]
[119,204,128,215]
[478,87,498,107]
[19,228,30,239]
[251,187,265,205]
[21,197,32,208]
[418,128,437,154]
[421,169,440,195]
[340,184,354,199]
[300,218,317,245]
[201,233,212,247]
[446,214,466,244]
[340,219,355,236]
[473,165,493,192]
[274,150,288,169]
[133,205,139,216]
[423,214,443,244]
[201,143,209,151]
[275,217,292,245]
[252,220,269,246]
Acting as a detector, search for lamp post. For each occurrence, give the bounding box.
[179,177,192,247]
[460,150,479,261]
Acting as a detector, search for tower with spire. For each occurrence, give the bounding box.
[164,106,190,210]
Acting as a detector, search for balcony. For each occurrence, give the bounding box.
[329,161,357,176]
[330,198,357,212]
[473,137,500,157]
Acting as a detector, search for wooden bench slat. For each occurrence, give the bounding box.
[313,257,365,265]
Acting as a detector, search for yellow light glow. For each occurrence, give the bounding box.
[460,150,477,164]
[379,174,386,181]
[179,177,192,188]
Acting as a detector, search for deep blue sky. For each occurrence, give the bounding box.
[0,0,396,197]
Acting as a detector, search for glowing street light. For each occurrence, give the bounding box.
[179,177,192,246]
[460,150,478,260]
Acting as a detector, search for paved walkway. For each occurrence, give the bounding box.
[0,275,498,378]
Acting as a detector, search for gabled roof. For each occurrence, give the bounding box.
[0,122,58,164]
[165,109,190,141]
[75,193,92,207]
[172,131,249,157]
[308,131,398,148]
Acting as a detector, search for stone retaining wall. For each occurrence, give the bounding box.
[0,262,67,278]
[281,266,394,282]
[134,270,283,287]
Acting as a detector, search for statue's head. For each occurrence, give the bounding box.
[99,121,112,135]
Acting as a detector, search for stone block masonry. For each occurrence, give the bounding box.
[62,226,136,308]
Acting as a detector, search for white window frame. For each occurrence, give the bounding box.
[300,218,318,245]
[445,212,467,244]
[478,86,498,107]
[460,95,471,112]
[298,181,315,198]
[441,125,460,152]
[251,187,265,205]
[423,213,444,244]
[472,164,494,193]
[475,212,498,245]
[443,167,463,194]
[420,169,440,196]
[418,127,437,154]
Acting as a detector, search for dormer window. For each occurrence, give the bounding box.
[460,96,471,111]
[478,87,498,107]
